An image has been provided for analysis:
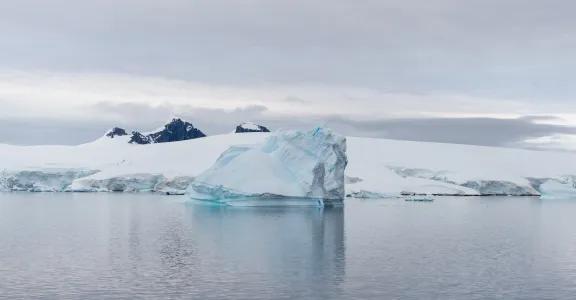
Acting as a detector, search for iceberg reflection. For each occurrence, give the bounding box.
[180,204,346,298]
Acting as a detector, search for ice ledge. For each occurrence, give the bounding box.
[0,169,194,194]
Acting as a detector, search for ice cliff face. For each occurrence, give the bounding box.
[386,166,540,196]
[67,174,194,194]
[537,176,576,199]
[0,168,195,194]
[235,122,271,133]
[0,169,99,192]
[187,127,347,205]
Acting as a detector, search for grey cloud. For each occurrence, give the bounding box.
[0,119,111,145]
[90,101,270,136]
[283,97,309,104]
[182,105,270,134]
[90,102,175,126]
[320,116,576,147]
[2,110,576,150]
[1,0,576,102]
[2,1,576,150]
[255,115,576,149]
[86,103,576,148]
[0,102,272,145]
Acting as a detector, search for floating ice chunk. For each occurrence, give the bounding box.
[187,127,347,205]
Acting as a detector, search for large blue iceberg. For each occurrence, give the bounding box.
[187,128,347,206]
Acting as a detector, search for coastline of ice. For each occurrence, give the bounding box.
[0,129,574,199]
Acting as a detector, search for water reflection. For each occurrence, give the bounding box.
[5,194,576,299]
[179,204,346,299]
[108,198,347,299]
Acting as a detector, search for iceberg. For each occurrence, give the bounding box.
[539,176,576,199]
[187,127,347,206]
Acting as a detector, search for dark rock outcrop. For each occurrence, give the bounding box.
[148,118,206,143]
[235,122,271,133]
[127,118,206,144]
[105,127,128,138]
[129,131,151,144]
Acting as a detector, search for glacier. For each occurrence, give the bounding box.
[0,127,574,199]
[0,168,195,194]
[66,174,194,194]
[187,127,348,205]
[0,169,99,192]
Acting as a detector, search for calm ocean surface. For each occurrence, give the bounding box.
[1,193,576,299]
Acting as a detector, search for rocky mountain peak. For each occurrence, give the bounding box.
[147,118,206,143]
[235,122,271,133]
[105,127,128,138]
[119,118,206,144]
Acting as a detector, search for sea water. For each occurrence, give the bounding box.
[1,193,576,299]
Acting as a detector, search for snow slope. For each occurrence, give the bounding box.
[0,131,575,197]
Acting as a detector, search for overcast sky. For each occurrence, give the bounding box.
[1,0,576,151]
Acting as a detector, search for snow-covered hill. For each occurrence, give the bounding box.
[1,131,575,198]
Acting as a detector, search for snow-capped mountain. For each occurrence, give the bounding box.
[105,118,206,144]
[144,118,206,143]
[235,122,270,133]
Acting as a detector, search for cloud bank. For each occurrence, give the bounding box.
[1,0,576,149]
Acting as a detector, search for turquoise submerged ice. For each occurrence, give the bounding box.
[187,127,348,206]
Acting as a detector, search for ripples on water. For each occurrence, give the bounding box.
[1,193,576,299]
